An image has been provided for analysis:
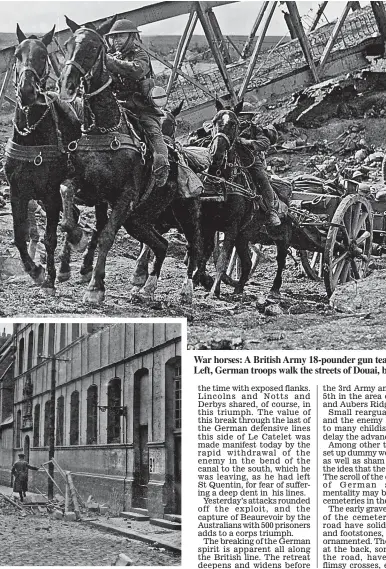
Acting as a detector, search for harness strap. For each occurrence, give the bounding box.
[5,139,64,165]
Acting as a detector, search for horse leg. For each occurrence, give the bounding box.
[80,203,109,283]
[83,191,135,304]
[209,229,237,298]
[41,201,61,293]
[233,234,252,295]
[269,240,287,301]
[130,243,151,289]
[125,220,168,300]
[11,193,45,284]
[172,198,203,304]
[58,239,72,282]
[59,179,89,252]
[194,226,215,291]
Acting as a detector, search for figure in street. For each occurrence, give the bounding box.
[11,453,39,502]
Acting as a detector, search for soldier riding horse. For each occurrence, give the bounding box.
[58,16,201,304]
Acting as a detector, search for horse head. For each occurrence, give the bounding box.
[208,98,244,174]
[58,15,117,102]
[161,100,184,139]
[14,24,55,107]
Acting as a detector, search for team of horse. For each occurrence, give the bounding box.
[3,17,296,305]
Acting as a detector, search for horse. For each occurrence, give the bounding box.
[58,16,201,304]
[4,25,82,293]
[202,99,297,299]
[131,100,208,290]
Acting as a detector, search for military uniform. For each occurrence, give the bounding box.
[239,119,281,226]
[105,20,169,186]
[11,454,39,501]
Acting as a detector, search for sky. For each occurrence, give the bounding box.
[0,1,364,37]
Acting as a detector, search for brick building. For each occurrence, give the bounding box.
[11,322,182,518]
[0,328,14,485]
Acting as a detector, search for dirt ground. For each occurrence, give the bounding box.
[2,107,386,350]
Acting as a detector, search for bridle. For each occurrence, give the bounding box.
[209,110,240,174]
[64,27,111,99]
[14,41,51,110]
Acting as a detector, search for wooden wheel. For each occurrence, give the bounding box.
[323,195,373,297]
[299,250,323,281]
[213,233,264,288]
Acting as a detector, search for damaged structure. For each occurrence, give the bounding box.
[8,323,182,519]
[0,329,14,486]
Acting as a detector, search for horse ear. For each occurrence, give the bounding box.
[41,25,56,47]
[233,99,244,115]
[215,96,224,112]
[97,14,118,37]
[171,100,184,117]
[16,24,27,44]
[65,15,81,33]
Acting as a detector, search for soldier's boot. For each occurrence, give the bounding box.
[153,153,170,187]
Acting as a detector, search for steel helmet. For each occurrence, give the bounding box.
[106,19,141,35]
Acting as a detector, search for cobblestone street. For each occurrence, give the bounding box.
[0,509,180,566]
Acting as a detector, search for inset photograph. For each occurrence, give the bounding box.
[0,322,181,565]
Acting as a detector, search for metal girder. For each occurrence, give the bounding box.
[309,2,329,33]
[196,1,238,103]
[207,8,231,64]
[138,40,215,99]
[0,0,236,74]
[241,1,269,59]
[285,2,319,83]
[166,9,198,97]
[371,1,386,48]
[319,2,354,76]
[238,1,277,99]
[0,58,14,109]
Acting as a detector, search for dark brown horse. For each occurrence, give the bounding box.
[203,99,296,299]
[4,25,81,293]
[58,16,200,304]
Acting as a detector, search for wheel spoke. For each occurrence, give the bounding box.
[332,256,349,286]
[318,255,323,278]
[339,259,351,284]
[331,251,349,269]
[356,230,371,246]
[310,252,319,270]
[344,207,353,238]
[351,203,361,238]
[352,211,368,237]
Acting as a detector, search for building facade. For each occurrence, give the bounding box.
[0,329,14,486]
[12,322,182,518]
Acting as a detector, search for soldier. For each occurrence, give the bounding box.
[239,115,281,227]
[11,453,39,502]
[104,19,169,187]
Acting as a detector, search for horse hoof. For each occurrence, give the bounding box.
[57,272,71,283]
[80,271,93,283]
[267,290,281,303]
[31,265,45,285]
[131,274,148,287]
[83,290,105,304]
[41,286,56,296]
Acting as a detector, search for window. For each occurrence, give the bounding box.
[72,324,80,341]
[175,363,181,430]
[16,410,21,448]
[60,324,66,351]
[37,324,44,361]
[33,404,40,447]
[27,331,34,369]
[44,401,51,446]
[18,338,24,375]
[56,396,64,446]
[70,391,79,445]
[86,385,98,444]
[48,324,55,356]
[107,378,121,444]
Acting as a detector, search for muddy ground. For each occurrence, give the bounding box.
[2,107,386,350]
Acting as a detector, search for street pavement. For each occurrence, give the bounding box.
[0,486,181,566]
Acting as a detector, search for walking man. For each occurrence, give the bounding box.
[11,453,39,502]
